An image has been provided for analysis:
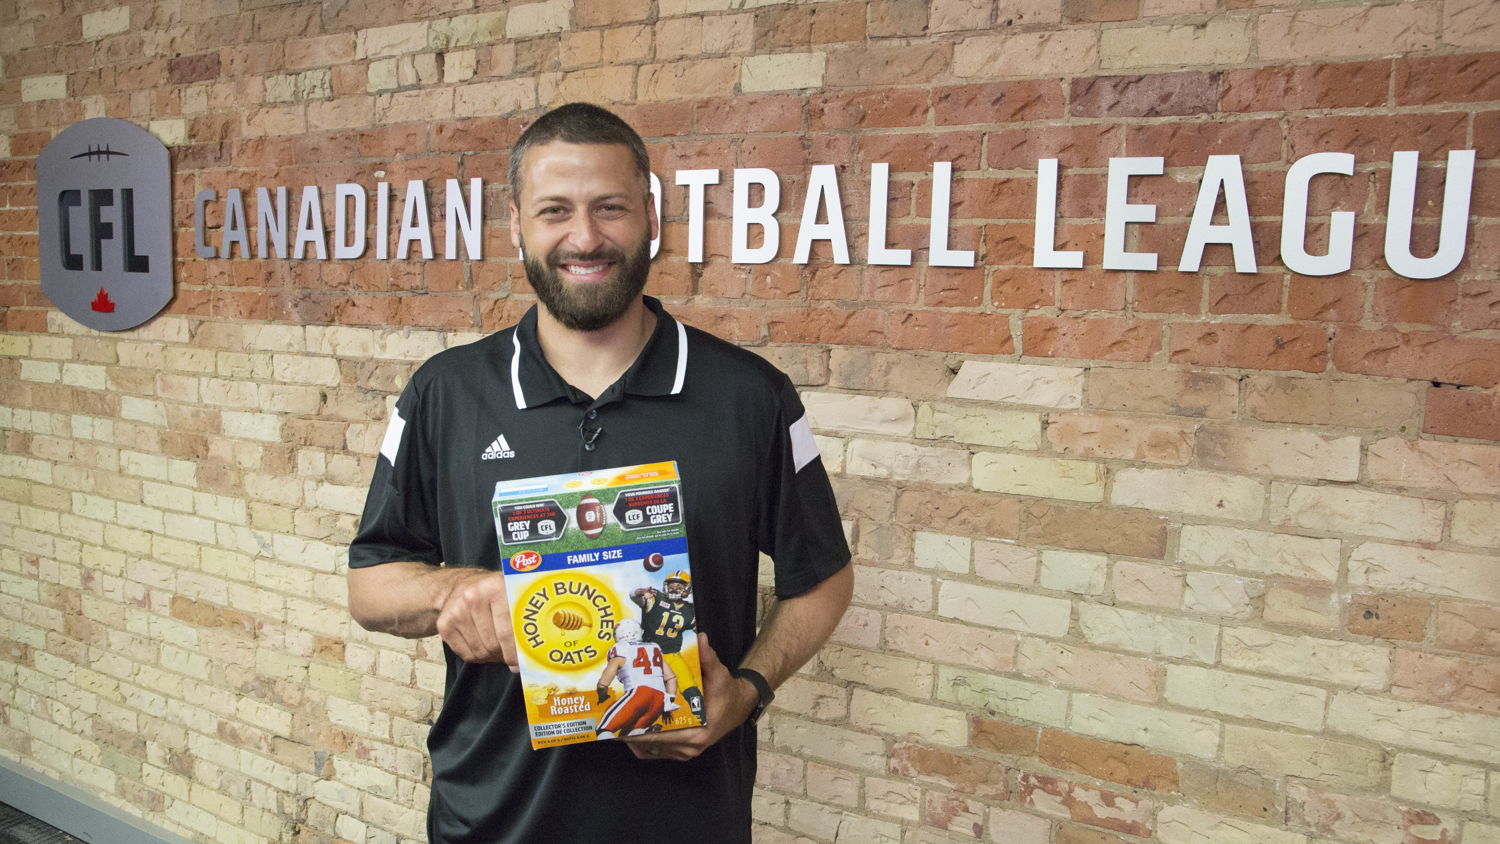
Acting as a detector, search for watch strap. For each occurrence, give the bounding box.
[732,666,774,725]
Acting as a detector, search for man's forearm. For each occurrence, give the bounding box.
[737,562,854,689]
[348,561,484,638]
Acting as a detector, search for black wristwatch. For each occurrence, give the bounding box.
[732,667,774,726]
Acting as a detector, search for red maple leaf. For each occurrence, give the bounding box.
[90,287,115,313]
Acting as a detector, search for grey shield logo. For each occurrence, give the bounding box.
[36,118,174,331]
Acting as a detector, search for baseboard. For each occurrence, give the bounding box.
[0,757,195,844]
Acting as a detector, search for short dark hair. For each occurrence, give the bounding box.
[508,102,652,204]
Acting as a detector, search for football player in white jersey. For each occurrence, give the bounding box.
[595,619,679,739]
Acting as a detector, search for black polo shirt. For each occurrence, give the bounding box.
[350,297,850,844]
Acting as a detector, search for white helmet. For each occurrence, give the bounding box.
[613,619,643,643]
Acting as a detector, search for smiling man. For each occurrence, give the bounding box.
[346,103,853,843]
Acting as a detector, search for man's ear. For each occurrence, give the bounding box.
[647,190,660,243]
[509,203,522,254]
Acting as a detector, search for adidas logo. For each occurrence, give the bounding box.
[481,434,516,461]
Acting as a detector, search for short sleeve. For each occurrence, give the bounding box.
[349,383,442,569]
[756,375,851,599]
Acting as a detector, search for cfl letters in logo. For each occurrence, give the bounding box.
[36,118,174,331]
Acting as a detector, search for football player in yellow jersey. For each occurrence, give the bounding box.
[630,571,703,723]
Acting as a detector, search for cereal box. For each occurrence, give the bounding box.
[493,461,705,749]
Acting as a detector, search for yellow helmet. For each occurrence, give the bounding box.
[664,571,691,599]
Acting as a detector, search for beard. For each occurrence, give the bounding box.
[522,233,652,332]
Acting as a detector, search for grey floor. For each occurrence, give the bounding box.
[0,803,81,844]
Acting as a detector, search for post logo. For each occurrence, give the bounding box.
[36,118,174,331]
[509,550,543,573]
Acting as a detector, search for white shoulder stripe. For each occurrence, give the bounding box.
[511,331,527,409]
[380,406,406,465]
[671,318,688,395]
[789,413,818,473]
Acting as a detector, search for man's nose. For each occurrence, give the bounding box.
[565,214,605,254]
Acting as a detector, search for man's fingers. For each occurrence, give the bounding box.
[436,573,516,664]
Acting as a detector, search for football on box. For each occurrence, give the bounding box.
[576,494,607,538]
[643,552,665,572]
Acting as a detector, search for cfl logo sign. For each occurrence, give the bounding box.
[37,118,173,331]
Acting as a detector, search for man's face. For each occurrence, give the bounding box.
[509,141,657,331]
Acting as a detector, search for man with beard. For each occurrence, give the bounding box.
[347,103,853,843]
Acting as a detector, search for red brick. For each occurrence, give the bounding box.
[1347,594,1431,642]
[1170,322,1328,373]
[1477,112,1500,160]
[168,52,222,84]
[1025,501,1168,558]
[1289,112,1468,161]
[739,135,808,170]
[1332,328,1500,388]
[1070,72,1218,118]
[1059,271,1125,311]
[1423,385,1500,441]
[1039,730,1179,792]
[857,131,981,174]
[431,118,513,154]
[890,309,1011,354]
[1019,772,1154,837]
[479,296,533,332]
[993,267,1057,310]
[1437,601,1500,657]
[768,305,885,346]
[754,2,866,50]
[695,94,803,134]
[809,89,930,130]
[808,265,860,300]
[971,717,1039,756]
[649,138,734,174]
[934,80,1065,125]
[984,223,1038,266]
[1135,271,1202,314]
[1392,650,1500,715]
[925,267,984,307]
[895,486,1020,539]
[1023,316,1160,362]
[614,103,695,140]
[670,304,765,343]
[862,266,918,303]
[1396,51,1500,105]
[1222,61,1389,112]
[824,42,952,88]
[889,742,1007,801]
[1287,276,1365,323]
[1126,118,1282,166]
[1372,278,1456,327]
[1208,272,1284,316]
[988,124,1123,170]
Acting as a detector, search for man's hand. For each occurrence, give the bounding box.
[433,571,518,671]
[622,633,756,762]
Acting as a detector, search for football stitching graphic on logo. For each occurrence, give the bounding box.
[576,494,606,538]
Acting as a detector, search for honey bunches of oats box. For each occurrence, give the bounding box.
[493,461,704,750]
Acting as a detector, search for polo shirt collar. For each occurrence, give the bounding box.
[509,296,688,410]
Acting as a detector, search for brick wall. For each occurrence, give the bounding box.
[2,1,1499,842]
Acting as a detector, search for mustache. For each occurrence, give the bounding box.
[549,248,624,265]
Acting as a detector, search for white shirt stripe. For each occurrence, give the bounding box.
[511,331,527,409]
[380,406,407,465]
[789,413,818,473]
[671,319,688,395]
